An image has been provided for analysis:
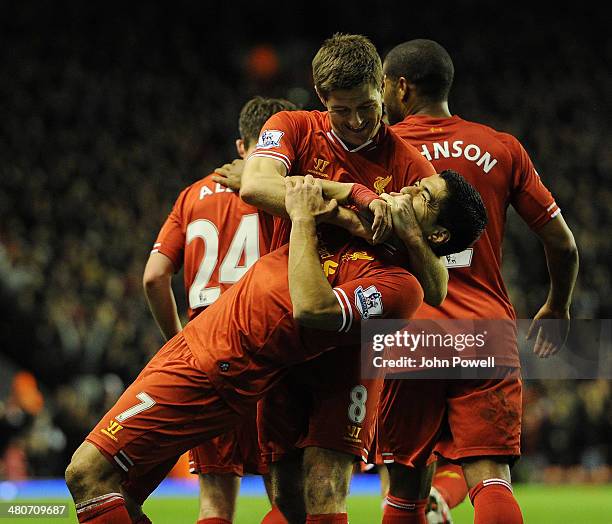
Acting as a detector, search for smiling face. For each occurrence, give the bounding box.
[319,82,384,148]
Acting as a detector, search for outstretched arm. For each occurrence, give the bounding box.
[143,253,182,340]
[527,214,579,357]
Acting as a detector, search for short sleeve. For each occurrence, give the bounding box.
[507,136,560,230]
[332,271,423,334]
[248,111,302,173]
[151,189,188,271]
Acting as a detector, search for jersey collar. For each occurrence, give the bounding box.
[325,121,388,153]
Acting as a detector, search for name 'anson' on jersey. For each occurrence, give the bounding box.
[393,114,560,366]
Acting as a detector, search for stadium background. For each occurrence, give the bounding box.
[0,1,610,521]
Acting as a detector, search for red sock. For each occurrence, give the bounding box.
[432,462,468,508]
[197,519,231,524]
[132,515,152,524]
[76,493,131,523]
[382,495,427,523]
[306,513,348,523]
[469,479,523,524]
[261,505,289,524]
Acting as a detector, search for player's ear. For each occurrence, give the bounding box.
[426,227,450,247]
[236,138,246,159]
[404,79,418,103]
[398,77,411,102]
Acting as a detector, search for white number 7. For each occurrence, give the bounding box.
[115,392,156,422]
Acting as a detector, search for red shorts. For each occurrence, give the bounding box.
[377,368,522,467]
[188,407,268,476]
[86,334,243,504]
[259,346,384,463]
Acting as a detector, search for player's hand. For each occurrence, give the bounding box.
[369,199,392,244]
[212,158,244,191]
[285,175,338,222]
[344,210,376,244]
[380,191,421,243]
[526,303,570,358]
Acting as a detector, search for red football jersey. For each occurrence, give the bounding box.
[152,173,274,319]
[249,110,435,249]
[392,115,560,365]
[182,236,423,414]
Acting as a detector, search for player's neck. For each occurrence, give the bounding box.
[408,101,451,119]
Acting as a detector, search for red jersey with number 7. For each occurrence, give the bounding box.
[151,174,274,319]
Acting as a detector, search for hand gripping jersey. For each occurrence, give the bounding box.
[392,115,560,366]
[250,110,436,250]
[151,173,274,319]
[182,235,423,415]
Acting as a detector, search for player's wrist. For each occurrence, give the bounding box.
[289,214,317,225]
[351,184,380,212]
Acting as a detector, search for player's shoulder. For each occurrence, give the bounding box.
[461,118,524,154]
[387,126,432,161]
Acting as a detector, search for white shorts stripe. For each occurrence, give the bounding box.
[546,202,557,212]
[113,455,129,472]
[118,450,134,466]
[550,208,561,218]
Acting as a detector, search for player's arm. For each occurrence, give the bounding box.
[143,252,182,340]
[242,156,390,242]
[285,176,343,330]
[381,191,448,306]
[527,214,579,356]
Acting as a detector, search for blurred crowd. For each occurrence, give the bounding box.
[0,2,610,481]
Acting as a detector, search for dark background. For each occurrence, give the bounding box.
[0,1,610,480]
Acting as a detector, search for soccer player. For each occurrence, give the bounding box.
[142,96,296,524]
[64,172,487,524]
[378,39,579,523]
[238,34,451,524]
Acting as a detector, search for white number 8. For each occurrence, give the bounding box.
[348,385,367,424]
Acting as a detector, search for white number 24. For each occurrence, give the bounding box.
[186,213,260,309]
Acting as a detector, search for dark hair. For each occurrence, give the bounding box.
[384,39,454,102]
[312,33,383,98]
[433,169,487,256]
[239,96,297,148]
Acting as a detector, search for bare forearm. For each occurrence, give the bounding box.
[543,241,579,311]
[241,169,289,218]
[396,229,448,306]
[288,218,340,329]
[144,279,182,340]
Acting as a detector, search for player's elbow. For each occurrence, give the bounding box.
[239,174,259,205]
[293,302,341,331]
[423,286,447,308]
[142,270,170,295]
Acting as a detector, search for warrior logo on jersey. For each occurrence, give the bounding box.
[373,175,392,195]
[307,158,330,178]
[256,130,284,149]
[101,420,124,442]
[354,285,383,319]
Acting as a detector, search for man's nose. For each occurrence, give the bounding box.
[348,112,363,129]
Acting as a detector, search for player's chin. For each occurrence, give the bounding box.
[343,125,373,145]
